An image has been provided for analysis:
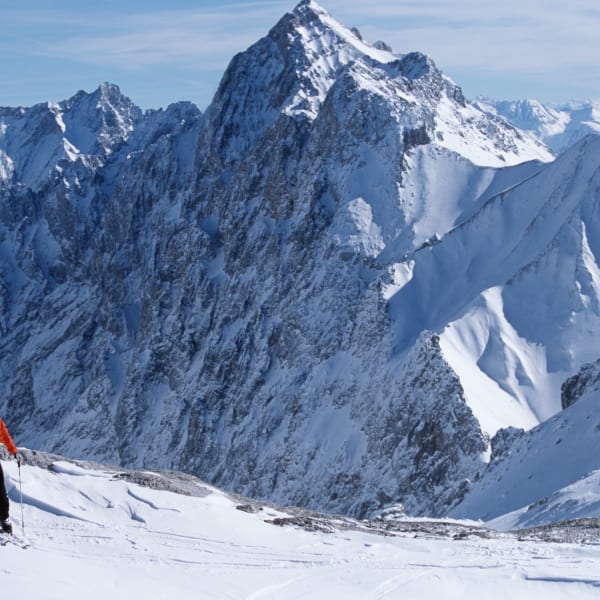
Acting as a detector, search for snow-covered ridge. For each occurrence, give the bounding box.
[294,0,399,66]
[390,134,600,436]
[0,83,201,189]
[204,0,551,168]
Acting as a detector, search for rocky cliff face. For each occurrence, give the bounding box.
[560,360,600,410]
[0,0,595,519]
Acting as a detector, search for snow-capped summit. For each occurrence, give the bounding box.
[0,84,201,190]
[290,0,400,66]
[0,83,138,188]
[203,0,399,162]
[58,82,142,156]
[205,0,552,168]
[474,98,566,135]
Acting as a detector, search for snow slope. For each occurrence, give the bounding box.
[389,134,600,437]
[451,358,600,529]
[2,453,600,599]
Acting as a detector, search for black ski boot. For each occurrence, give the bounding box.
[1,519,12,535]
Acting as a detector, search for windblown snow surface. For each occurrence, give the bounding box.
[2,453,600,599]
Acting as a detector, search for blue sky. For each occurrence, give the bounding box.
[1,0,598,109]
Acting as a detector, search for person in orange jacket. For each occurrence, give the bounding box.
[0,419,18,535]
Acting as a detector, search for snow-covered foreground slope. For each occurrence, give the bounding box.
[2,454,600,600]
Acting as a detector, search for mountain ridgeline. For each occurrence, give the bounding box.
[1,0,599,519]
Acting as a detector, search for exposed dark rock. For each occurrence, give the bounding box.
[490,426,525,462]
[560,359,600,409]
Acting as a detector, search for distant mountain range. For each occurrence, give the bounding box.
[1,0,599,526]
[474,97,600,155]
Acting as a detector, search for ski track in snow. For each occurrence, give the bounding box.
[1,459,599,599]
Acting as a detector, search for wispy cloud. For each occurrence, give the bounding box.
[0,3,287,70]
[326,0,600,73]
[0,0,598,107]
[3,0,598,74]
[39,29,261,71]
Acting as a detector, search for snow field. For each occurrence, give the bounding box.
[1,459,600,599]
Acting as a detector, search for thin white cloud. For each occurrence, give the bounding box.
[328,0,590,24]
[0,3,287,69]
[4,0,599,75]
[0,0,598,105]
[324,0,600,74]
[40,29,261,70]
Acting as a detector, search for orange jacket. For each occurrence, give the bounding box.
[0,419,17,456]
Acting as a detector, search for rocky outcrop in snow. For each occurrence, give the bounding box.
[561,360,600,410]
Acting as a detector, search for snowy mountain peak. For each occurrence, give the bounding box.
[515,98,556,122]
[396,51,433,79]
[0,85,201,195]
[204,2,551,168]
[60,83,142,155]
[97,81,122,100]
[292,0,328,18]
[474,97,568,136]
[2,1,593,526]
[204,0,399,161]
[284,1,397,63]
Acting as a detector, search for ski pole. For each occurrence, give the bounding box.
[17,456,24,535]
